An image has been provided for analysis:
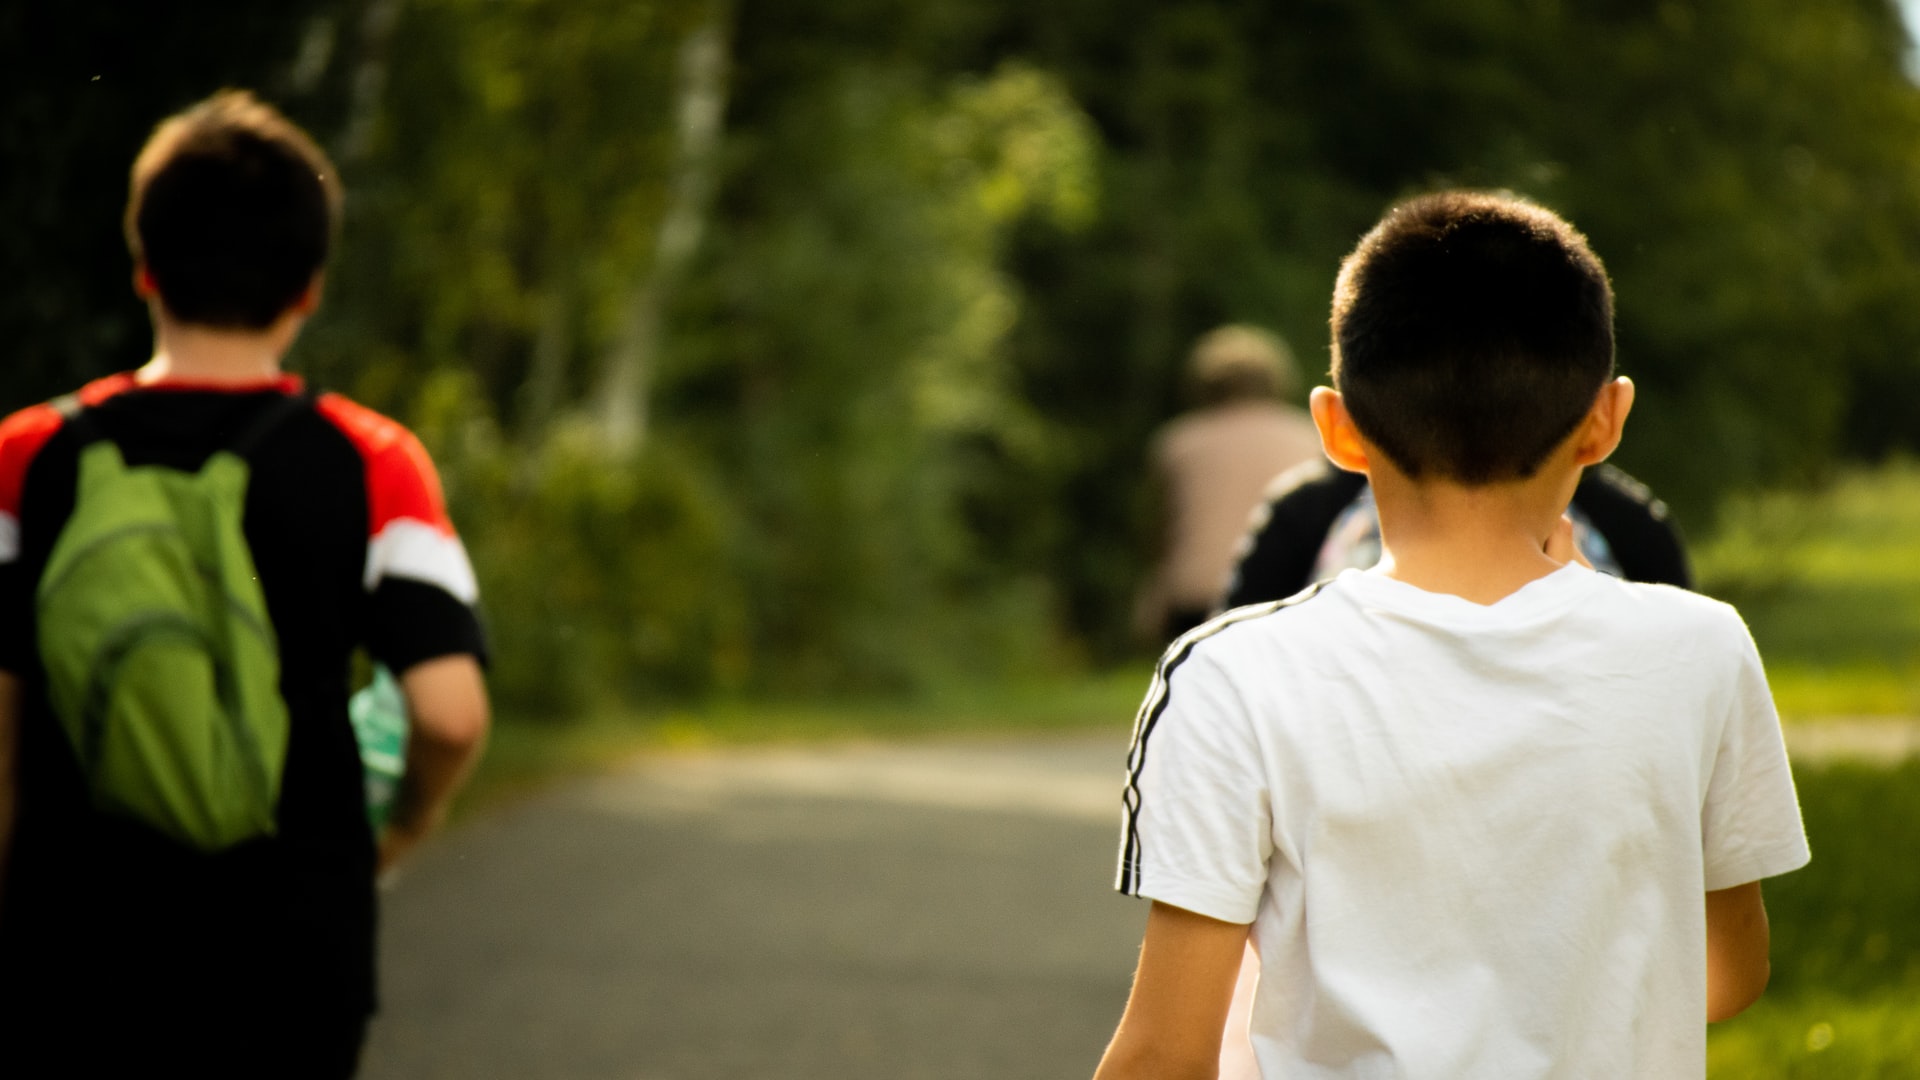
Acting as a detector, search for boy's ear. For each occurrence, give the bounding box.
[1309,386,1370,473]
[133,264,159,301]
[1571,376,1635,466]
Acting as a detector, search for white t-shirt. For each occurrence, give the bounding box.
[1117,563,1810,1079]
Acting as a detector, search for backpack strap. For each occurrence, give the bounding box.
[49,393,102,444]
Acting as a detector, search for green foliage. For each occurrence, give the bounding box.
[407,372,746,717]
[315,7,1103,699]
[307,0,701,423]
[668,57,1097,691]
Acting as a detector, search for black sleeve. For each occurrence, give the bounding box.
[1571,465,1693,589]
[1222,461,1370,609]
[0,561,26,676]
[365,578,490,674]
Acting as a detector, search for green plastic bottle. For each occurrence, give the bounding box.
[348,664,409,830]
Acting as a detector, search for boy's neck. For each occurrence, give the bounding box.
[139,308,302,385]
[1368,463,1581,606]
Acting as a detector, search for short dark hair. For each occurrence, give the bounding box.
[125,90,342,330]
[1330,191,1614,484]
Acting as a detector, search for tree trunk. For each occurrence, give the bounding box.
[523,283,573,441]
[337,0,405,167]
[595,8,732,455]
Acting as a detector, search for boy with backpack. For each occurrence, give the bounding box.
[1095,192,1808,1078]
[0,91,489,1075]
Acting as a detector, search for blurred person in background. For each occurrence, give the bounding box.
[1136,325,1323,643]
[0,91,489,1077]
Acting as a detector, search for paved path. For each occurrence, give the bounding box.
[359,736,1145,1080]
[1782,717,1920,764]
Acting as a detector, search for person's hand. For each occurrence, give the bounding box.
[375,819,433,888]
[1545,514,1593,569]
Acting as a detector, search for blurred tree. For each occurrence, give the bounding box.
[671,51,1097,690]
[319,0,1098,704]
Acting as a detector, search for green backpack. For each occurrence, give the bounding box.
[36,394,305,852]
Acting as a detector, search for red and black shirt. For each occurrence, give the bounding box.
[0,372,486,1028]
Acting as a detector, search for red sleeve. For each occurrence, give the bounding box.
[313,393,478,604]
[0,403,66,564]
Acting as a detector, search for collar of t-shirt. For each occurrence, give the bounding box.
[1332,561,1604,629]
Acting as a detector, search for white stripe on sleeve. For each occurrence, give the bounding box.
[364,517,480,604]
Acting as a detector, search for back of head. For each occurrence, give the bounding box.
[1330,191,1614,484]
[1188,324,1298,406]
[125,90,342,330]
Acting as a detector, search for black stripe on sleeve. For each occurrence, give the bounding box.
[1222,463,1367,609]
[366,577,490,673]
[1116,582,1327,897]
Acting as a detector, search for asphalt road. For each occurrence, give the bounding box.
[358,736,1146,1080]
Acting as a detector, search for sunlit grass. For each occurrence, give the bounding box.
[1705,759,1920,1077]
[1710,992,1920,1079]
[1767,663,1920,718]
[1695,459,1920,717]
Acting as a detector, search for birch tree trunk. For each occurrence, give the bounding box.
[595,8,731,455]
[337,0,405,167]
[522,283,574,442]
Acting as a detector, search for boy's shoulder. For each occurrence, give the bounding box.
[310,390,426,461]
[1186,568,1754,676]
[1167,581,1344,668]
[1589,573,1752,644]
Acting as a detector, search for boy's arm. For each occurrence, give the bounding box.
[1706,881,1770,1021]
[378,654,489,874]
[1093,901,1250,1080]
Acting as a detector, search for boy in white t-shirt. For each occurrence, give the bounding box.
[1093,191,1809,1079]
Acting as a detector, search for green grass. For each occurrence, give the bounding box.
[1710,992,1920,1079]
[1696,460,1920,717]
[1708,760,1920,1077]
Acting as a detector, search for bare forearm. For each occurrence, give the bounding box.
[382,655,489,871]
[389,726,484,838]
[1706,882,1771,1021]
[1094,1032,1219,1080]
[1094,902,1248,1080]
